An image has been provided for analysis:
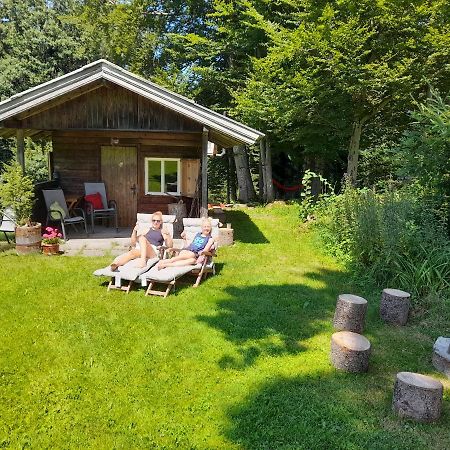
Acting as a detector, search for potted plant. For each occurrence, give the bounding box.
[41,226,64,255]
[0,161,41,254]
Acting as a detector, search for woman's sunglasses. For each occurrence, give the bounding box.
[152,219,161,223]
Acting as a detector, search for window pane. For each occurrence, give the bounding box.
[165,160,178,193]
[148,160,161,192]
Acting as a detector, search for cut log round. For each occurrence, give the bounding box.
[392,372,443,422]
[331,331,371,373]
[380,288,411,325]
[432,337,450,379]
[333,294,368,333]
[218,228,234,247]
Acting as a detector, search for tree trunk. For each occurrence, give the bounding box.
[233,145,256,203]
[227,148,237,202]
[259,139,266,200]
[264,138,274,202]
[346,120,363,185]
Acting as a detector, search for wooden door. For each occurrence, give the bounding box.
[101,146,137,227]
[181,159,200,197]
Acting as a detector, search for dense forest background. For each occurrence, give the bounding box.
[0,0,449,200]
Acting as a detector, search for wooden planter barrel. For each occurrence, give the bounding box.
[42,243,60,255]
[15,223,42,255]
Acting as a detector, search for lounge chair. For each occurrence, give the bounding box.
[42,189,88,240]
[0,208,16,244]
[139,218,220,298]
[84,182,118,233]
[93,213,176,293]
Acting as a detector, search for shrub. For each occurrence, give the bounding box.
[0,161,35,226]
[313,184,450,299]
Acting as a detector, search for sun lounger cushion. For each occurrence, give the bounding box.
[93,257,159,281]
[139,260,215,284]
[140,264,197,283]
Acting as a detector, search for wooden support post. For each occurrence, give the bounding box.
[16,129,25,174]
[200,127,209,218]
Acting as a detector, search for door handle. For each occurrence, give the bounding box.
[130,184,137,196]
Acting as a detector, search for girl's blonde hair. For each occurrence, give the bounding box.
[201,217,212,226]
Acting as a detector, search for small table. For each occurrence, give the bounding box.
[65,195,83,213]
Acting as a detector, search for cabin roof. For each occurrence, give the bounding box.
[0,59,264,146]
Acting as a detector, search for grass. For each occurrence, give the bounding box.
[0,204,449,449]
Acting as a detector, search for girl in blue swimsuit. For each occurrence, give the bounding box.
[157,218,214,270]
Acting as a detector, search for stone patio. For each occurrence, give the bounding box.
[61,226,183,257]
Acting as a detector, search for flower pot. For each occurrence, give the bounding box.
[42,243,60,255]
[15,223,42,255]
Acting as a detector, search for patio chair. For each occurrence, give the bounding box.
[139,218,220,298]
[0,207,16,244]
[84,182,118,233]
[42,189,88,241]
[93,213,176,293]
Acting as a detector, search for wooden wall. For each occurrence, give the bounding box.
[21,84,202,132]
[52,130,201,217]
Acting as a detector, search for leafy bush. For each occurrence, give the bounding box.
[298,170,335,221]
[397,91,450,227]
[0,161,35,225]
[313,184,450,299]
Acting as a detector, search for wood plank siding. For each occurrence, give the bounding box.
[20,84,202,132]
[52,131,201,218]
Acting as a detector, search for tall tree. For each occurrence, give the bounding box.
[0,0,88,99]
[234,0,450,184]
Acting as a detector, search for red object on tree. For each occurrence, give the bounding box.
[272,179,303,192]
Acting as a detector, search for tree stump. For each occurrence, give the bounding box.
[392,372,443,422]
[380,288,411,325]
[333,294,368,333]
[432,337,450,379]
[218,227,234,247]
[331,331,371,373]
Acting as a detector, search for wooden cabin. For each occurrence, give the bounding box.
[0,60,264,226]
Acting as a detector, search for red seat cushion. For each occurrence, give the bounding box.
[84,192,104,209]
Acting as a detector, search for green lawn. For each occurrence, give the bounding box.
[0,205,449,449]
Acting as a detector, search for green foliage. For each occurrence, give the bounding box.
[313,185,450,300]
[298,170,335,221]
[24,139,50,183]
[233,0,450,178]
[0,160,35,225]
[397,90,450,224]
[0,0,88,99]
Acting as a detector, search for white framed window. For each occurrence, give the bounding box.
[145,158,181,195]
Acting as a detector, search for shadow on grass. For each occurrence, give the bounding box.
[198,268,353,369]
[225,371,439,450]
[0,240,14,254]
[226,210,269,244]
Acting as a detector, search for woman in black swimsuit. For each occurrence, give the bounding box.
[110,211,173,270]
